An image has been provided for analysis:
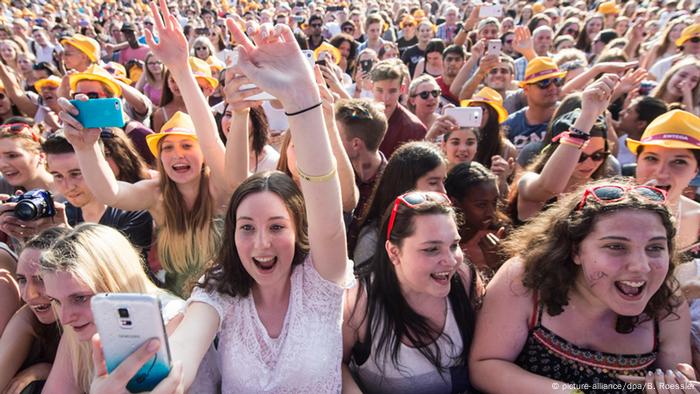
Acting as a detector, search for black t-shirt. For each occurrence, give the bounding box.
[397,36,418,52]
[401,44,425,77]
[66,203,153,252]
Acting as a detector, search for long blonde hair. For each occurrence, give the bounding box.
[652,58,700,108]
[39,224,166,393]
[155,149,221,295]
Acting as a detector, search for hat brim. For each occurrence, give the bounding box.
[675,34,699,46]
[146,132,198,157]
[626,137,700,155]
[519,70,567,88]
[60,39,97,62]
[463,99,508,123]
[34,80,60,91]
[195,75,219,90]
[70,73,123,97]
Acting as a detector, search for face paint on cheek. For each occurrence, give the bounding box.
[582,263,608,288]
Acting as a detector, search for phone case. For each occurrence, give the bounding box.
[444,107,483,128]
[91,293,171,393]
[479,5,503,18]
[487,40,501,56]
[70,98,125,129]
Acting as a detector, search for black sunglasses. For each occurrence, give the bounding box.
[311,23,323,28]
[578,150,609,163]
[534,77,565,89]
[414,89,441,99]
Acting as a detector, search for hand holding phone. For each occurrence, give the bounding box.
[91,294,172,393]
[69,98,125,129]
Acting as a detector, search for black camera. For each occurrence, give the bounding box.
[7,189,56,221]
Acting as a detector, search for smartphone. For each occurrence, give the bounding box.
[479,4,503,18]
[292,15,304,23]
[69,98,125,129]
[486,39,501,56]
[240,83,276,101]
[302,49,315,67]
[359,59,373,74]
[445,107,483,128]
[91,294,171,393]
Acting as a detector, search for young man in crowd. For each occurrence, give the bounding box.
[615,96,669,165]
[370,60,427,157]
[435,45,466,106]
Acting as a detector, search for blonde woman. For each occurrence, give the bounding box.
[136,52,165,106]
[652,58,700,115]
[642,18,691,70]
[40,224,185,393]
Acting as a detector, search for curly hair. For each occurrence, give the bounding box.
[502,178,682,332]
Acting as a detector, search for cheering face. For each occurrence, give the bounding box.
[0,42,16,63]
[442,128,477,167]
[235,191,297,288]
[454,180,499,231]
[16,248,55,325]
[572,209,669,317]
[635,145,699,202]
[387,213,463,300]
[159,135,205,185]
[0,139,41,187]
[44,271,96,341]
[667,65,700,98]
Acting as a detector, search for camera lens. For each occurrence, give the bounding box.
[14,201,38,221]
[118,308,129,318]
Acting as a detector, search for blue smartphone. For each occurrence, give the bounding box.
[69,98,125,129]
[91,293,171,393]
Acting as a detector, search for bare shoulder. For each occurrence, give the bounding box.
[681,196,700,217]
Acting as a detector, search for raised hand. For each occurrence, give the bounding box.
[512,26,534,58]
[57,96,102,151]
[223,67,264,112]
[144,0,189,70]
[580,73,620,118]
[225,19,319,113]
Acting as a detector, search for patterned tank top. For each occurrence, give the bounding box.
[514,295,658,394]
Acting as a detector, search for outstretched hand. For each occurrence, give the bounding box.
[58,96,101,151]
[144,0,189,70]
[225,19,320,113]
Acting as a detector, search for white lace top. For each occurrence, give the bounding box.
[188,255,354,393]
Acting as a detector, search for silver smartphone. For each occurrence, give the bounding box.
[91,293,171,393]
[487,39,502,56]
[444,107,483,128]
[479,4,503,18]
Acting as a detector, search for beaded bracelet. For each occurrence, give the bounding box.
[568,127,591,141]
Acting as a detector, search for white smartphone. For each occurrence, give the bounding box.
[91,293,171,393]
[479,4,503,18]
[445,107,483,128]
[302,49,315,67]
[486,39,502,56]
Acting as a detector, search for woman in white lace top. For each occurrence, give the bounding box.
[159,2,352,392]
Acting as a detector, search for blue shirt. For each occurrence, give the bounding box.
[504,107,549,151]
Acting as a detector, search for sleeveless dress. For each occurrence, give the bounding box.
[515,296,658,394]
[188,255,354,393]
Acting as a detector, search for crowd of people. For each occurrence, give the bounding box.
[0,0,699,392]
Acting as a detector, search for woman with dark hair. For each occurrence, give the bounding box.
[445,161,510,277]
[220,101,279,174]
[99,128,153,181]
[329,33,358,75]
[343,190,480,392]
[470,178,694,392]
[575,15,604,54]
[151,69,187,133]
[164,15,352,391]
[412,38,445,79]
[352,141,447,266]
[509,76,617,224]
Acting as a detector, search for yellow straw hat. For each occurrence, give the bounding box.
[206,56,225,73]
[314,42,342,65]
[518,57,567,88]
[675,23,700,47]
[146,112,199,157]
[34,76,61,91]
[461,87,509,124]
[626,110,700,154]
[104,62,132,85]
[597,1,620,15]
[189,57,219,89]
[69,64,123,97]
[60,34,100,63]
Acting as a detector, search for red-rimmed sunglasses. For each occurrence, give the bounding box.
[577,185,667,211]
[0,123,39,142]
[386,191,452,239]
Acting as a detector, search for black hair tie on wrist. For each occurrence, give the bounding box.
[285,102,323,117]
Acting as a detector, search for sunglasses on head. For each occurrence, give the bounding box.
[578,150,609,163]
[387,191,452,239]
[71,92,102,99]
[577,185,666,211]
[414,89,441,99]
[532,77,565,89]
[0,123,39,142]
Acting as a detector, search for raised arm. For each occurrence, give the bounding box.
[230,20,348,284]
[58,97,159,212]
[0,307,35,390]
[144,9,233,202]
[451,40,484,99]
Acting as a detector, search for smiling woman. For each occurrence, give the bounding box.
[0,123,52,192]
[469,178,692,393]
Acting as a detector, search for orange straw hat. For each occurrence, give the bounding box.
[69,64,123,97]
[104,62,132,85]
[461,87,509,124]
[60,34,100,62]
[189,57,219,89]
[34,76,61,91]
[626,110,700,154]
[146,112,199,157]
[518,57,567,88]
[597,1,620,15]
[675,23,700,47]
[314,42,342,64]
